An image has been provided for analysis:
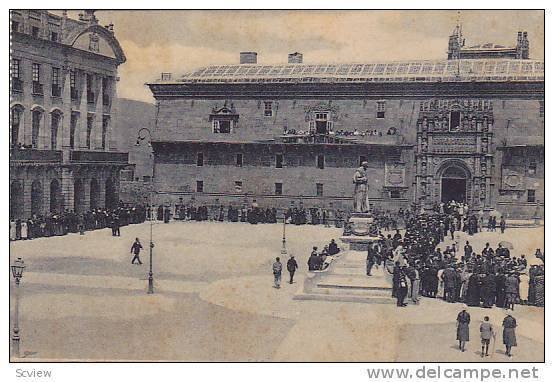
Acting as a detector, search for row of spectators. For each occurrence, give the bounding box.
[9,203,147,240]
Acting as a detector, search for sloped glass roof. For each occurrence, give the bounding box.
[158,59,543,84]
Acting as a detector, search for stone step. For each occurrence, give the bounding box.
[316,275,392,291]
[313,285,393,297]
[293,292,395,305]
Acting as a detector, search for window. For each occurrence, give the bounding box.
[264,101,273,117]
[51,67,61,97]
[32,63,43,95]
[196,180,204,193]
[390,189,401,199]
[32,63,41,82]
[236,153,243,167]
[11,59,20,79]
[70,113,78,149]
[212,120,232,133]
[316,183,324,197]
[52,67,60,85]
[449,111,461,131]
[317,154,325,169]
[11,108,22,146]
[102,116,109,149]
[31,110,41,148]
[50,113,60,149]
[528,159,537,175]
[31,26,39,38]
[275,182,283,195]
[527,189,536,203]
[234,181,243,193]
[143,176,152,182]
[376,101,386,118]
[11,20,19,32]
[275,154,284,168]
[70,70,78,100]
[86,115,94,149]
[87,74,95,103]
[50,31,58,42]
[196,152,204,167]
[102,77,110,106]
[539,100,544,118]
[359,155,368,166]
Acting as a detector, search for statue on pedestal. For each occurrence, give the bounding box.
[353,161,370,213]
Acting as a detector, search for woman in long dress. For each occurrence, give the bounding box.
[518,272,530,305]
[9,220,16,241]
[456,308,471,352]
[502,314,517,357]
[21,221,28,240]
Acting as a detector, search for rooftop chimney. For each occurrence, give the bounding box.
[288,52,303,64]
[240,52,257,64]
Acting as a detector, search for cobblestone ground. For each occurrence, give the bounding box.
[9,221,544,361]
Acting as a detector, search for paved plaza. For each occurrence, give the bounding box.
[9,221,544,361]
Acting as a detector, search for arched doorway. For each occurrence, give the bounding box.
[105,177,118,210]
[90,178,100,209]
[31,180,43,216]
[74,179,84,213]
[50,179,61,213]
[10,181,24,219]
[440,165,469,204]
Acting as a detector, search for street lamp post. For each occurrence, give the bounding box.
[137,128,155,294]
[11,257,25,358]
[281,210,288,256]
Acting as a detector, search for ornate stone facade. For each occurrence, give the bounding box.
[9,10,129,219]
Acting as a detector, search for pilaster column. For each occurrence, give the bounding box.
[78,71,89,149]
[61,168,74,212]
[61,68,72,150]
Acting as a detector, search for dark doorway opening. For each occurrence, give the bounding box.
[316,121,327,134]
[441,178,466,203]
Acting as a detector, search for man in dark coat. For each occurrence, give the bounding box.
[287,255,298,284]
[466,273,481,306]
[396,267,408,307]
[130,238,143,265]
[482,273,497,308]
[366,244,376,276]
[308,249,321,271]
[392,261,401,298]
[442,266,457,303]
[495,272,507,308]
[502,314,517,357]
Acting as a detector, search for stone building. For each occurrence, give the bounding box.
[146,27,544,219]
[9,10,129,219]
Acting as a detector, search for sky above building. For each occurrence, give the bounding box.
[68,10,544,103]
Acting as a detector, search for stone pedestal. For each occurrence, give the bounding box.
[340,212,381,251]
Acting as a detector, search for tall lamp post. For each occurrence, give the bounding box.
[281,210,288,256]
[11,257,25,358]
[136,128,155,294]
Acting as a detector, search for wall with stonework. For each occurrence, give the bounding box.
[152,142,411,211]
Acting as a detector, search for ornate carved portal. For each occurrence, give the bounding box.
[415,98,494,211]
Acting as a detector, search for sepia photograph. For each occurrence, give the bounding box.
[8,7,545,367]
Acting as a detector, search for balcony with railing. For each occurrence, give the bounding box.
[69,150,129,164]
[51,84,61,98]
[10,148,63,162]
[32,81,44,96]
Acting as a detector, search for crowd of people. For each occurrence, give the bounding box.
[307,240,341,271]
[369,211,545,309]
[9,202,148,241]
[283,127,398,137]
[165,200,354,228]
